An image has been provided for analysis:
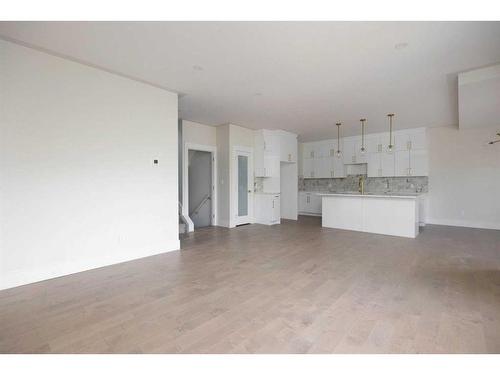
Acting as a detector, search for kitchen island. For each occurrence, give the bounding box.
[320,192,423,238]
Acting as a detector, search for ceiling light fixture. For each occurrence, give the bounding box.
[336,123,342,158]
[360,118,366,155]
[395,42,409,50]
[488,132,500,145]
[387,113,395,154]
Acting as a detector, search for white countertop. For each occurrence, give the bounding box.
[318,192,422,199]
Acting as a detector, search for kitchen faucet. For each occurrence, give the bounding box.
[358,176,365,195]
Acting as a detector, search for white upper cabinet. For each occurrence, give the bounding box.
[395,150,410,176]
[254,130,280,177]
[314,156,331,178]
[314,141,330,159]
[368,151,395,177]
[277,130,297,163]
[333,155,346,177]
[393,128,428,176]
[325,139,337,158]
[365,133,383,154]
[303,157,314,178]
[394,131,410,152]
[367,153,382,177]
[381,152,395,176]
[354,137,368,164]
[407,128,427,150]
[300,127,427,179]
[303,143,316,159]
[410,149,428,176]
[342,137,355,164]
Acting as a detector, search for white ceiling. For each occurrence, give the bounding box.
[1,22,500,141]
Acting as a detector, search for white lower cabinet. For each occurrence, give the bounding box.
[298,192,322,216]
[255,193,281,225]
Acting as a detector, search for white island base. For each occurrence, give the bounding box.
[321,193,421,238]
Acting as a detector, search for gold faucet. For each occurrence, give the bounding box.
[358,176,365,195]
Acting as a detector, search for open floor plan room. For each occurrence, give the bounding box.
[0,18,500,361]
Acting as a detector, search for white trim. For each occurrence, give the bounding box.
[426,218,500,231]
[183,142,217,231]
[232,145,254,228]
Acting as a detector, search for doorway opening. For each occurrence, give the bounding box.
[182,143,217,232]
[188,150,212,228]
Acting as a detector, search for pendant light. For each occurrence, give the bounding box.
[360,118,366,154]
[387,113,395,154]
[335,123,342,158]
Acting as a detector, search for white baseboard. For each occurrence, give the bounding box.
[426,218,500,230]
[0,239,180,291]
[298,212,322,217]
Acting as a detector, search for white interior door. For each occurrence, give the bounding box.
[234,148,253,226]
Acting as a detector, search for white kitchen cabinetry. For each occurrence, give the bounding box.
[395,150,411,177]
[394,129,428,176]
[333,156,346,178]
[406,128,427,150]
[354,137,368,164]
[298,192,322,215]
[342,136,367,165]
[303,143,316,159]
[314,154,330,179]
[342,137,356,164]
[410,149,428,176]
[254,193,281,225]
[365,133,384,154]
[368,152,395,177]
[300,127,427,179]
[301,139,346,179]
[277,130,298,163]
[303,157,314,178]
[367,152,382,177]
[254,130,280,177]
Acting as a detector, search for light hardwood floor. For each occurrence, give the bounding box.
[1,216,499,353]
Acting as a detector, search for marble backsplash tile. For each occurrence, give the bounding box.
[299,175,428,194]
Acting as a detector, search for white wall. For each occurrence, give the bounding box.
[427,125,500,230]
[182,120,217,147]
[280,163,298,220]
[216,125,230,227]
[0,40,179,290]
